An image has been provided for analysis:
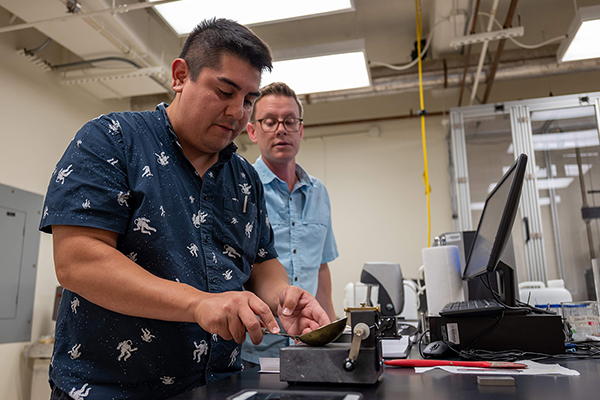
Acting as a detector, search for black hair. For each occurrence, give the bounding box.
[179,18,272,81]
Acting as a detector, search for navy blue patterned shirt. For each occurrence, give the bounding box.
[39,103,277,400]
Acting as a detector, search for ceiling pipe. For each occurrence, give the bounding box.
[299,56,600,104]
[482,0,519,104]
[469,0,500,105]
[458,0,481,106]
[51,56,172,92]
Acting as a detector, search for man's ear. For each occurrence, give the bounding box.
[247,122,259,143]
[171,58,189,93]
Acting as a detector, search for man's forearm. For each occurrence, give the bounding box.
[53,225,204,323]
[316,263,336,320]
[245,258,290,315]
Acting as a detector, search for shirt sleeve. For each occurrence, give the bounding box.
[320,186,339,265]
[39,115,132,234]
[249,164,278,264]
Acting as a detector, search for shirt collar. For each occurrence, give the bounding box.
[157,102,237,164]
[254,156,313,189]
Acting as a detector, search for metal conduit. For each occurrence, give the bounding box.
[469,0,500,105]
[510,109,532,278]
[300,57,600,104]
[545,150,566,281]
[51,57,172,92]
[510,105,549,282]
[450,111,473,231]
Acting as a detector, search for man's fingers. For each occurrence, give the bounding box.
[315,307,331,326]
[238,308,265,345]
[227,313,248,344]
[279,286,302,317]
[249,295,278,334]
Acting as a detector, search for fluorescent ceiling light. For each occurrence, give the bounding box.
[563,152,598,158]
[536,177,574,190]
[261,52,370,95]
[530,106,596,121]
[538,196,562,207]
[557,5,600,63]
[502,164,556,178]
[470,201,485,211]
[507,129,600,153]
[488,175,573,193]
[260,40,370,94]
[472,195,561,211]
[565,164,591,176]
[150,0,353,35]
[532,130,600,150]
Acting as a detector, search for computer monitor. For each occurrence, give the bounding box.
[462,153,528,305]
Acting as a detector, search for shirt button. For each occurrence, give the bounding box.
[211,277,217,283]
[292,222,295,226]
[294,277,298,282]
[293,249,296,254]
[204,195,209,200]
[204,236,209,243]
[289,197,292,201]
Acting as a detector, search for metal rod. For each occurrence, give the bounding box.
[52,56,141,70]
[576,148,596,259]
[469,0,500,105]
[458,0,481,106]
[482,0,519,104]
[545,150,566,280]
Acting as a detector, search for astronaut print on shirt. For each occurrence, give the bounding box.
[39,104,277,400]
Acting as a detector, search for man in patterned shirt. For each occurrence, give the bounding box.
[242,83,339,364]
[40,19,329,400]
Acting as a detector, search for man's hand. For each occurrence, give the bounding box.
[277,286,331,336]
[192,291,280,345]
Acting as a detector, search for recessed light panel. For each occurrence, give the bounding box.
[557,5,600,62]
[150,0,353,35]
[261,51,371,95]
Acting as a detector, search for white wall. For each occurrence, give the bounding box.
[238,116,455,316]
[0,32,129,399]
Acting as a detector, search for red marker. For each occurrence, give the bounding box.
[384,359,527,369]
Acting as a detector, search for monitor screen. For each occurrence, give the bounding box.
[463,154,528,281]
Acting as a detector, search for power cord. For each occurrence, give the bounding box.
[424,325,600,362]
[479,274,555,315]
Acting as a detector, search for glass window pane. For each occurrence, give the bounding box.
[463,113,527,283]
[530,105,600,299]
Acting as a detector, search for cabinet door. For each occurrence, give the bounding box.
[0,207,26,319]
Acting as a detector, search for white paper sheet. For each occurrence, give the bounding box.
[258,357,280,373]
[414,360,580,376]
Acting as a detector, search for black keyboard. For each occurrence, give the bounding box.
[439,299,505,317]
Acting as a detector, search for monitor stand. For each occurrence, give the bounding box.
[467,261,518,307]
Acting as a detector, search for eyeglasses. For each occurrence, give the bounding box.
[252,118,303,133]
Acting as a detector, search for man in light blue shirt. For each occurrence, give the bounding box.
[242,82,339,363]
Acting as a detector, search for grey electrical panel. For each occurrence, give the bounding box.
[0,183,43,344]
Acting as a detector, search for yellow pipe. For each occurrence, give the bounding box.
[415,0,432,247]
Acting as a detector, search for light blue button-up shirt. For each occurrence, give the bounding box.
[253,156,338,295]
[242,156,338,362]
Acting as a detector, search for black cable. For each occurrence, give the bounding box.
[459,344,600,362]
[25,38,52,54]
[479,274,554,315]
[464,310,505,351]
[417,329,430,359]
